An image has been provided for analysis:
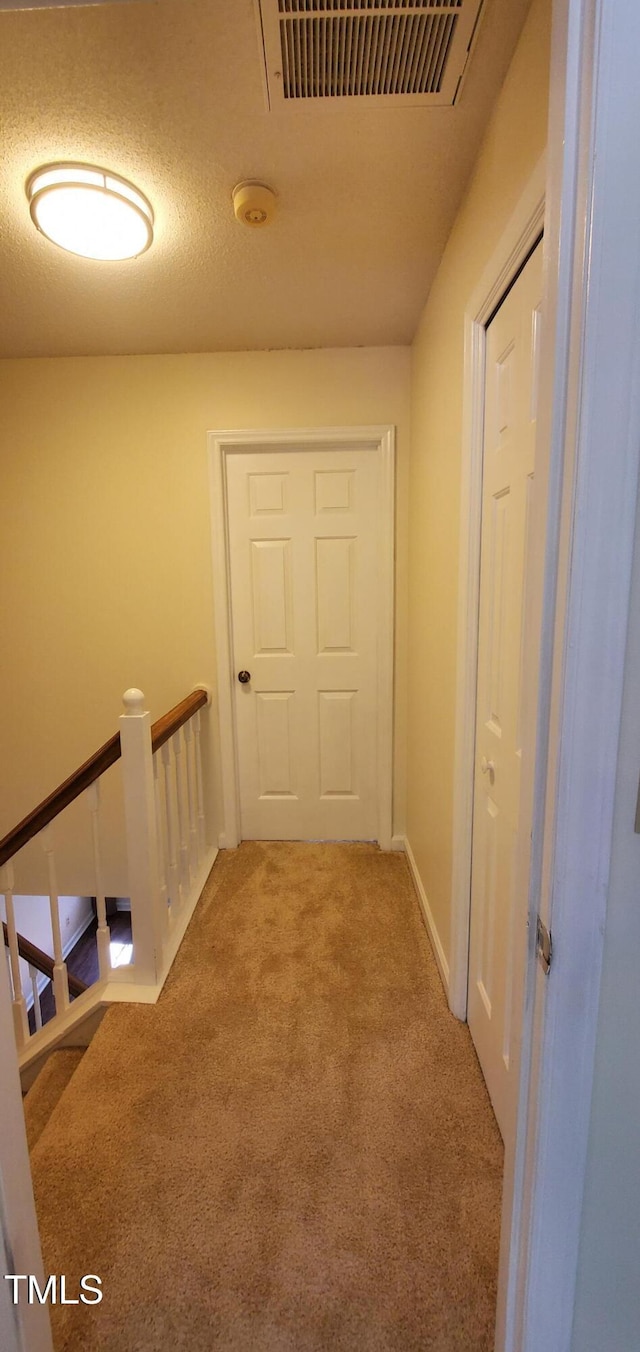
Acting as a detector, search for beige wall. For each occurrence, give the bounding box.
[0,347,410,886]
[406,0,551,968]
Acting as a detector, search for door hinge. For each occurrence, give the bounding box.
[536,916,552,975]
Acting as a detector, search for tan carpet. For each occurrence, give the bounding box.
[24,1048,85,1153]
[30,842,503,1352]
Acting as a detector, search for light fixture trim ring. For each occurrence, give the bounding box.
[26,162,154,261]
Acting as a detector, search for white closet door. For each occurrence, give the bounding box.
[226,447,380,841]
[468,242,544,1144]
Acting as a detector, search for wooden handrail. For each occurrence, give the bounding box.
[0,687,208,870]
[2,922,87,998]
[0,734,121,869]
[151,688,208,755]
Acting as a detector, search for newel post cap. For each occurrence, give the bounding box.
[122,687,146,715]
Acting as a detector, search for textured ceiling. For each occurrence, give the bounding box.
[0,0,531,357]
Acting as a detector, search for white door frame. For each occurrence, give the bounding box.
[505,1,640,1348]
[450,154,547,1024]
[208,426,396,851]
[0,943,53,1352]
[452,0,640,1347]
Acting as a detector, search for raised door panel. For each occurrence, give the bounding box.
[248,472,288,516]
[475,794,499,1021]
[251,540,294,655]
[256,692,297,797]
[483,489,510,740]
[318,691,357,798]
[315,537,356,655]
[314,469,355,514]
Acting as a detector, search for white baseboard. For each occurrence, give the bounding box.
[403,835,450,992]
[101,980,161,1005]
[389,834,405,851]
[63,908,96,960]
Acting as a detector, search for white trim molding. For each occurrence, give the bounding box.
[450,154,546,1023]
[403,836,450,992]
[508,2,640,1350]
[0,952,53,1352]
[207,426,396,851]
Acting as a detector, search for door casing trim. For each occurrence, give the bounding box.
[208,425,396,849]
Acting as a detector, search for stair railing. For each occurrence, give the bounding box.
[0,685,212,1058]
[2,922,88,1032]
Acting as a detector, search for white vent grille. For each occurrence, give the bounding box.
[257,0,483,108]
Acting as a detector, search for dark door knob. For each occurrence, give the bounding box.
[238,670,251,684]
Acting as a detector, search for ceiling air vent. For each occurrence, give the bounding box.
[256,0,484,109]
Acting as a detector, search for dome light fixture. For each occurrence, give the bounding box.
[26,163,154,262]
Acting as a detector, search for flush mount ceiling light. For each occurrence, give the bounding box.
[26,163,154,261]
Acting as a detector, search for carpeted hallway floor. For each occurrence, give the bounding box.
[30,842,503,1352]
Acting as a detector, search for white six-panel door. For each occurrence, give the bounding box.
[468,242,543,1145]
[226,447,380,841]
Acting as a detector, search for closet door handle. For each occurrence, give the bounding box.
[237,670,251,684]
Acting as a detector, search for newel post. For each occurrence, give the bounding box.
[120,689,162,985]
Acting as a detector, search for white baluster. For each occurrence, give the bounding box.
[193,708,206,857]
[153,752,170,933]
[161,739,181,912]
[119,689,162,985]
[28,964,43,1032]
[4,946,13,1015]
[40,826,70,1016]
[1,862,30,1047]
[86,779,112,981]
[173,729,191,892]
[183,717,199,871]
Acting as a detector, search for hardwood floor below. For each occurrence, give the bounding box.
[28,912,133,1034]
